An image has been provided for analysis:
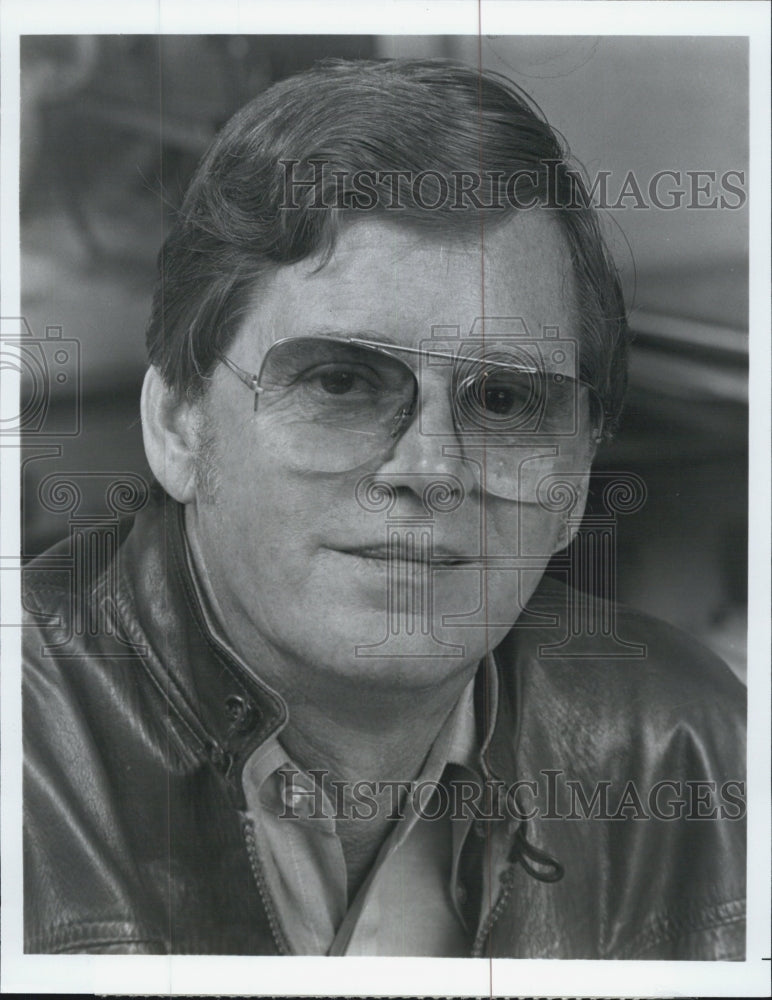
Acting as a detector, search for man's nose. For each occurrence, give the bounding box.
[372,377,478,501]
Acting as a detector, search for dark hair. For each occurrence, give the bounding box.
[146,57,629,434]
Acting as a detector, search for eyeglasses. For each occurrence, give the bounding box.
[216,335,604,502]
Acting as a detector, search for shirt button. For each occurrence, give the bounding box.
[456,883,468,905]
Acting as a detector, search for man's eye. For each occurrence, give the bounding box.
[319,370,357,395]
[483,383,521,415]
[300,365,379,396]
[474,375,529,416]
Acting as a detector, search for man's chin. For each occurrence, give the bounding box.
[299,608,510,685]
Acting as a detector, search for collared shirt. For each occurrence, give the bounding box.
[240,673,498,955]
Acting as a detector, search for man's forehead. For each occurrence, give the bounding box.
[235,212,577,358]
[299,212,573,280]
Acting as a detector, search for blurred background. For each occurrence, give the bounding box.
[17,35,748,680]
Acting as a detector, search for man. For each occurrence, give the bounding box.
[23,58,745,957]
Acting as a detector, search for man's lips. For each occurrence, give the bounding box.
[332,544,477,566]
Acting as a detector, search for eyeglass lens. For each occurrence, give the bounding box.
[252,337,597,500]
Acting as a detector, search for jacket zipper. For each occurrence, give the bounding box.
[470,821,565,957]
[470,863,519,957]
[241,816,291,955]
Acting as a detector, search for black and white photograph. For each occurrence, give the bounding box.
[1,2,769,996]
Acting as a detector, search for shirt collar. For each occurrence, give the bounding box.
[243,671,491,818]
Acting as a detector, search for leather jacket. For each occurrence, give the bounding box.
[23,490,746,957]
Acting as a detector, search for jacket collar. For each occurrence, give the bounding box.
[121,488,519,806]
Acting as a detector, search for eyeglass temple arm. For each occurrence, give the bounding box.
[215,352,263,410]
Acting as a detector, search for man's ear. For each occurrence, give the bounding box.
[141,366,200,503]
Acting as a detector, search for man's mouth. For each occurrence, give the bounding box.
[336,544,473,567]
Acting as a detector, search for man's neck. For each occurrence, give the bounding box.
[278,674,469,785]
[274,665,477,905]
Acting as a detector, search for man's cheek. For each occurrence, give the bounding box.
[485,506,567,560]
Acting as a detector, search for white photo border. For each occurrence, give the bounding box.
[2,2,769,996]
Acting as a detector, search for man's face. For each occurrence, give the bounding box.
[186,213,593,693]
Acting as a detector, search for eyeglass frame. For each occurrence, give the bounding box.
[213,335,607,444]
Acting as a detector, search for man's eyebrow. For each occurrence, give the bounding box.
[300,331,546,373]
[305,328,401,346]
